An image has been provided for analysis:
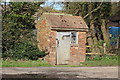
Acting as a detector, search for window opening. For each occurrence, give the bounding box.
[71,32,77,44]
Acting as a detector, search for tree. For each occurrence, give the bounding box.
[2,2,45,60]
[63,2,112,53]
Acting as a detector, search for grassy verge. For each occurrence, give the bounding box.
[1,55,119,67]
[80,55,118,67]
[80,59,118,67]
[2,59,51,67]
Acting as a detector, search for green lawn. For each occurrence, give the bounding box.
[81,55,119,67]
[1,55,119,67]
[1,59,51,67]
[80,59,118,67]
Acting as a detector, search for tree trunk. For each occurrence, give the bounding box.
[101,19,110,44]
[87,3,100,53]
[101,19,110,53]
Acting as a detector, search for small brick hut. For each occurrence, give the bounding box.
[36,13,88,65]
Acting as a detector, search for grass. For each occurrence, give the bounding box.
[80,59,118,67]
[2,59,51,67]
[80,55,118,67]
[1,55,119,67]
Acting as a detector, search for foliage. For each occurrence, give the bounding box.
[110,2,120,16]
[2,2,44,59]
[3,41,46,60]
[41,6,63,13]
[36,5,63,18]
[86,54,118,61]
[63,2,118,54]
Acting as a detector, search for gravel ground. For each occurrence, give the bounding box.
[1,66,119,79]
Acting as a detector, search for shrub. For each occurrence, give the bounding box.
[2,41,46,60]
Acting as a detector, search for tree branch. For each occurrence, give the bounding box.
[83,1,103,19]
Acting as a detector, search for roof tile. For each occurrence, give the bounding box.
[42,13,88,29]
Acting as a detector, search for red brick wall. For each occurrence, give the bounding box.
[69,32,86,65]
[45,30,57,65]
[78,32,86,62]
[36,19,50,52]
[37,19,86,65]
[36,19,57,65]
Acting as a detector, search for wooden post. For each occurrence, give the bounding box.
[116,36,119,49]
[103,43,106,54]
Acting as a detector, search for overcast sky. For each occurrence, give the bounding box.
[1,0,63,10]
[40,2,64,10]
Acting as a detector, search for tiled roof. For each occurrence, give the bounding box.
[43,13,88,29]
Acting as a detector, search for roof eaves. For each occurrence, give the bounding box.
[51,27,88,32]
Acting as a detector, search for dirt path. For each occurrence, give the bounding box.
[1,66,119,79]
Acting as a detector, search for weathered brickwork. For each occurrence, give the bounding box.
[36,13,88,65]
[69,32,86,65]
[36,18,57,65]
[37,27,86,65]
[78,32,86,62]
[37,19,51,52]
[45,30,57,65]
[69,45,79,65]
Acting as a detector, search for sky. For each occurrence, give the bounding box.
[40,2,64,10]
[3,0,10,2]
[1,0,64,10]
[6,0,10,2]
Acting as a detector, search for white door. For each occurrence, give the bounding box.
[56,32,71,65]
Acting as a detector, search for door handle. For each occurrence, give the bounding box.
[56,39,59,46]
[57,40,59,46]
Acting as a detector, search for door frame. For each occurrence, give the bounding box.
[56,31,71,65]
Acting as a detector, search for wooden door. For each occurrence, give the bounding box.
[56,32,71,65]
